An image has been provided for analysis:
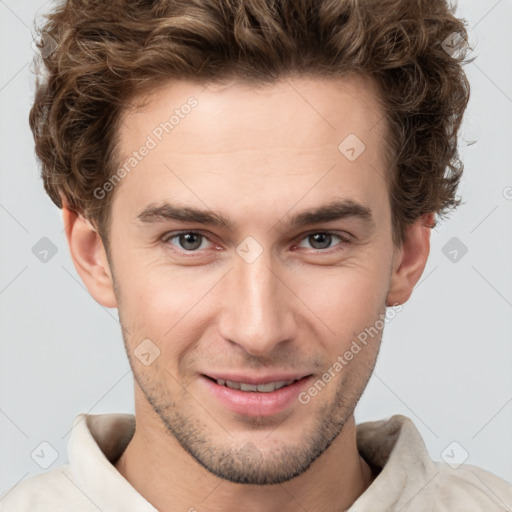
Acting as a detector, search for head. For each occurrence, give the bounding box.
[30,0,470,485]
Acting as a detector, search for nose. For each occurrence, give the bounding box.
[217,245,297,357]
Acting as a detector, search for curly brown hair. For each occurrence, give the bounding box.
[29,0,471,251]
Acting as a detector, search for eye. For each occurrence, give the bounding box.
[163,231,212,252]
[296,231,350,252]
[162,230,351,255]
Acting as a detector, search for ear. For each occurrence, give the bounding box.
[61,206,117,308]
[386,213,434,306]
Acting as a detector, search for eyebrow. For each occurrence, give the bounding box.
[136,199,374,231]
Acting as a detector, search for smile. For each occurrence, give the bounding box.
[215,378,299,392]
[201,374,312,417]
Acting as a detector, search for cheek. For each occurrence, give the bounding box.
[113,230,392,359]
[116,261,219,351]
[297,262,390,355]
[301,261,389,316]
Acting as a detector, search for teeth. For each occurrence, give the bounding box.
[256,382,277,392]
[240,383,258,392]
[217,379,296,392]
[225,380,241,390]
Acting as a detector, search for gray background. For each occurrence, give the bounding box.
[1,0,511,495]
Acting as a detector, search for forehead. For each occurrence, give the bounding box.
[120,74,386,156]
[113,75,390,225]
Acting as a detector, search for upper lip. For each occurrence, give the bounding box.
[203,372,311,385]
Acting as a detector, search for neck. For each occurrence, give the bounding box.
[115,394,373,512]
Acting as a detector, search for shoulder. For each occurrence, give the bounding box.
[423,461,512,511]
[355,415,512,511]
[0,464,98,512]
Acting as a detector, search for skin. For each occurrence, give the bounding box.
[62,74,432,512]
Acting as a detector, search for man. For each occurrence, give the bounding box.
[2,0,511,510]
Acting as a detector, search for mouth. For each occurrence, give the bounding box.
[200,373,313,417]
[204,376,303,393]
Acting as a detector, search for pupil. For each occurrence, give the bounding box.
[311,233,331,249]
[181,233,201,250]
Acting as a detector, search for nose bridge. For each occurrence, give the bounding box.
[219,238,294,355]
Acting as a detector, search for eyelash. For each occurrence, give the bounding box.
[161,230,351,256]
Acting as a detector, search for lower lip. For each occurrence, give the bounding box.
[201,375,311,417]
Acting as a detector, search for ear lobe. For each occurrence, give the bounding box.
[386,213,434,306]
[62,207,117,309]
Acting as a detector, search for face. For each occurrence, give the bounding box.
[107,75,397,484]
